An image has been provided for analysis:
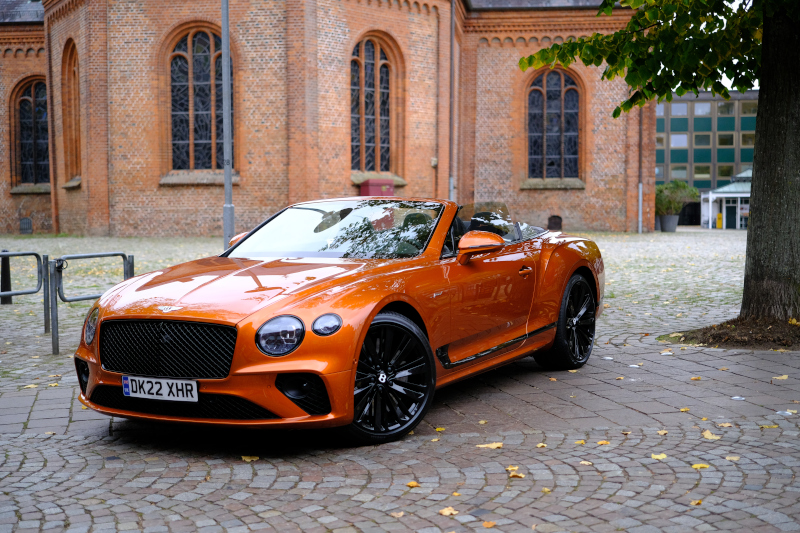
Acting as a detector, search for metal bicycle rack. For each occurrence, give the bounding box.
[48,253,135,354]
[0,250,51,331]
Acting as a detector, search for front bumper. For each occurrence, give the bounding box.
[75,346,355,428]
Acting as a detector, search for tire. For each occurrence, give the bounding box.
[533,274,597,370]
[344,311,436,445]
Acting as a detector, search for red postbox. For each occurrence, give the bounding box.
[360,178,395,196]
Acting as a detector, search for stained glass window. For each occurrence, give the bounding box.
[16,80,49,185]
[351,39,391,172]
[528,71,580,179]
[170,30,233,170]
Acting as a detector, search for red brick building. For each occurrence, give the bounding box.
[1,0,655,236]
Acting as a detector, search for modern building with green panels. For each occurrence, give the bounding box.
[655,90,759,191]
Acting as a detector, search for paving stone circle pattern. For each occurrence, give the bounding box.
[2,229,800,533]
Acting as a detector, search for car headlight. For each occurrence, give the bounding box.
[256,316,305,356]
[312,314,342,336]
[84,307,99,345]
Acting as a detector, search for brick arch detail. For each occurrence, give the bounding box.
[347,30,407,179]
[155,20,243,179]
[512,65,592,187]
[61,38,82,182]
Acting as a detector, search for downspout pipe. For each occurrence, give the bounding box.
[448,0,456,201]
[638,106,643,233]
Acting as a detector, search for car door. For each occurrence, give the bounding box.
[441,205,537,364]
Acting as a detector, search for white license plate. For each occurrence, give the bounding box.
[122,376,198,402]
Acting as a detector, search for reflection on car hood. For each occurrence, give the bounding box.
[99,256,377,323]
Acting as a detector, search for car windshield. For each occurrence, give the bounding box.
[229,199,444,259]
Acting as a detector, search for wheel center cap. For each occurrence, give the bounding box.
[378,372,387,384]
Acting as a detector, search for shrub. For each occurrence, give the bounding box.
[655,181,699,216]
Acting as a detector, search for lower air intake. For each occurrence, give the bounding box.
[275,373,332,415]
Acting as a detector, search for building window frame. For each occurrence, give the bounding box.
[158,22,240,178]
[10,76,50,189]
[717,132,736,147]
[670,164,688,180]
[693,133,712,147]
[349,33,404,177]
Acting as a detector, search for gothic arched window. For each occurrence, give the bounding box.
[351,39,392,173]
[62,40,81,180]
[15,80,49,185]
[528,71,580,179]
[170,29,233,170]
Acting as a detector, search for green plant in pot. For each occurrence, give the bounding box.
[655,181,699,232]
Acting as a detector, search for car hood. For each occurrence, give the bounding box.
[99,256,380,324]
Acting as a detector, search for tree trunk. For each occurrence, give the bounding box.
[740,6,800,320]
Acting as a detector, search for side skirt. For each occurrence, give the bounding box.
[435,322,557,370]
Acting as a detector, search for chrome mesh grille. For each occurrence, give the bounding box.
[99,319,237,379]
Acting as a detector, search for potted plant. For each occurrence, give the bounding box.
[655,181,699,232]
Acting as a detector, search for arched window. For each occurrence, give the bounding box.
[62,40,81,180]
[528,71,579,179]
[15,80,49,185]
[351,39,392,173]
[169,29,233,171]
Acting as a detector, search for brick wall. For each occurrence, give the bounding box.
[0,25,52,234]
[0,0,655,236]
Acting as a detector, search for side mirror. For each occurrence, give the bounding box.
[228,231,248,249]
[456,230,505,265]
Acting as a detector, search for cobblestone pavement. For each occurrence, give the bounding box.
[3,229,800,533]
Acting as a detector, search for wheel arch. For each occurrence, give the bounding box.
[377,300,429,339]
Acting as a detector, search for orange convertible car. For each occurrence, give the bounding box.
[75,197,604,443]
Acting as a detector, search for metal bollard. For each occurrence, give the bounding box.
[0,249,10,305]
[42,254,50,333]
[49,260,59,355]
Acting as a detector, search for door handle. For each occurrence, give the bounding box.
[518,266,532,277]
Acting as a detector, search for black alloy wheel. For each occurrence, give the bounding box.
[533,274,597,370]
[346,311,435,444]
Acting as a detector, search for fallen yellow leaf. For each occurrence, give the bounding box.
[241,456,259,462]
[719,367,729,371]
[692,464,710,469]
[760,425,779,429]
[48,374,61,378]
[549,378,557,382]
[476,442,503,449]
[651,453,667,460]
[788,410,797,414]
[773,375,788,380]
[690,499,702,506]
[726,456,740,461]
[541,487,551,494]
[575,440,585,445]
[509,472,526,479]
[45,432,55,435]
[603,303,610,308]
[81,406,87,410]
[439,506,458,516]
[568,370,578,373]
[506,465,518,471]
[616,377,624,380]
[717,422,733,428]
[690,377,702,381]
[452,492,461,496]
[407,481,420,488]
[48,383,58,387]
[701,429,721,440]
[597,440,610,445]
[579,460,593,465]
[701,417,708,421]
[536,443,547,448]
[431,438,440,442]
[390,511,404,518]
[622,431,631,435]
[478,420,487,425]
[22,384,37,389]
[680,408,690,412]
[483,521,497,528]
[657,430,668,435]
[436,427,446,432]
